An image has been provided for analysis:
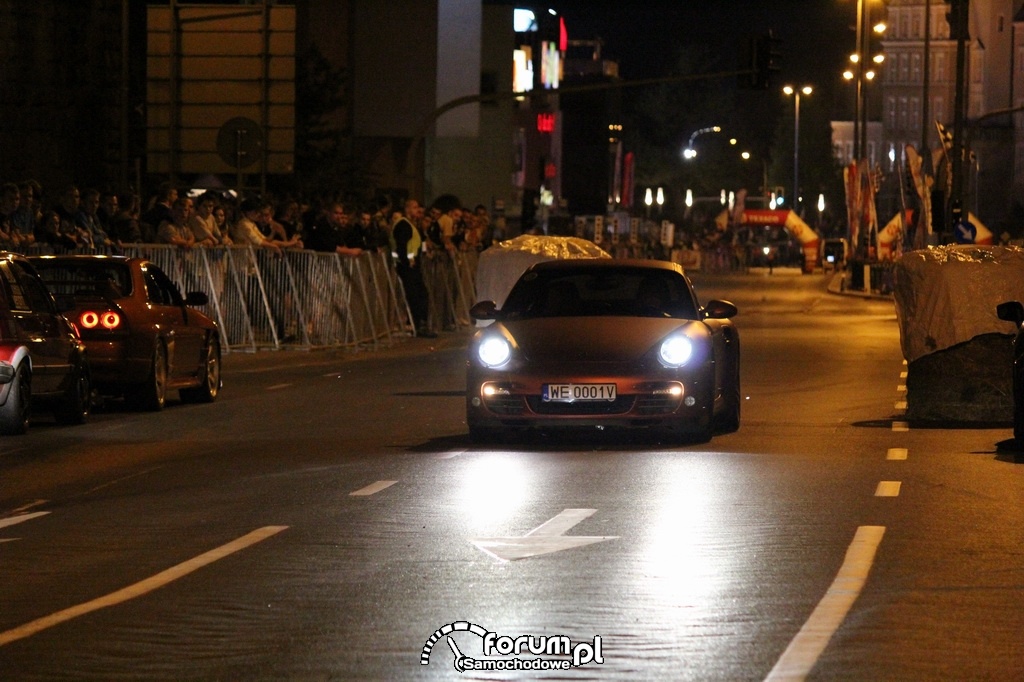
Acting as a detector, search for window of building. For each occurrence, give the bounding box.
[911,53,921,84]
[910,96,921,131]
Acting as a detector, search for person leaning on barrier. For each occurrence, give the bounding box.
[306,201,362,257]
[260,201,303,250]
[190,191,231,247]
[157,197,197,249]
[232,197,283,254]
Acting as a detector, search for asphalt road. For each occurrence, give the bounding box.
[1,271,1022,680]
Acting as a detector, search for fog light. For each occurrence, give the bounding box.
[684,396,696,407]
[471,397,481,407]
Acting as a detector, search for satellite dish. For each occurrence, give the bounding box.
[216,117,263,169]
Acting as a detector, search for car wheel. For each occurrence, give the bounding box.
[133,342,168,411]
[180,337,221,404]
[0,363,31,435]
[53,364,90,425]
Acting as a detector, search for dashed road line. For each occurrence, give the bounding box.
[350,480,397,496]
[267,383,293,391]
[0,525,288,646]
[886,448,908,460]
[874,481,902,497]
[765,525,886,682]
[0,511,50,530]
[892,421,909,432]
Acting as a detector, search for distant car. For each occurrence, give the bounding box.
[997,300,1024,442]
[30,255,221,410]
[466,259,740,443]
[0,252,90,434]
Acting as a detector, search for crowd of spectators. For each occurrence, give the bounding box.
[0,178,502,265]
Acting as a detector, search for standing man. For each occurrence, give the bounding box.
[393,198,434,338]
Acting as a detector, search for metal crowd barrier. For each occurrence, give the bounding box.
[20,244,483,354]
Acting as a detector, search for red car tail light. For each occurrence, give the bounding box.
[79,310,121,330]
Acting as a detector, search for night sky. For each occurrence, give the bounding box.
[548,0,855,118]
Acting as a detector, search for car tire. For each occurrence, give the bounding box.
[133,342,168,411]
[0,363,31,435]
[180,337,221,404]
[53,364,90,425]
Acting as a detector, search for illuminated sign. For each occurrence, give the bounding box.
[540,41,560,89]
[513,47,534,93]
[537,113,554,133]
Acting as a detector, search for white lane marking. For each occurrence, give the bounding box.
[896,384,907,394]
[9,500,48,515]
[79,467,165,497]
[0,525,288,647]
[892,421,909,432]
[350,480,397,496]
[765,525,886,682]
[435,449,468,460]
[267,383,292,391]
[886,448,908,461]
[875,481,901,497]
[894,400,908,410]
[0,511,50,530]
[471,509,619,562]
[899,371,908,379]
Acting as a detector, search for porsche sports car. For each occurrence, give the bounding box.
[30,255,221,410]
[466,259,740,443]
[997,299,1024,442]
[0,252,90,434]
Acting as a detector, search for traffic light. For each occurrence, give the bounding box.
[742,32,782,90]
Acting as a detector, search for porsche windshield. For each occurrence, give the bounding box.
[501,267,697,320]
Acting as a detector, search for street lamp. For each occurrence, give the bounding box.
[681,126,722,160]
[644,187,653,218]
[783,85,812,212]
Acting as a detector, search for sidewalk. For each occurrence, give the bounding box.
[825,270,894,301]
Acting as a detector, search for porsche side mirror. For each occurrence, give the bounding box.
[703,299,738,320]
[470,300,499,321]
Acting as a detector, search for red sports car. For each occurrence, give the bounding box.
[0,252,90,434]
[30,255,221,410]
[466,259,740,443]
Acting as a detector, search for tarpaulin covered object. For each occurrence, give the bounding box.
[474,235,610,308]
[893,245,1024,363]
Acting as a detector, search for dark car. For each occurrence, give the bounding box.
[30,255,221,410]
[997,300,1024,441]
[0,252,90,434]
[466,259,740,443]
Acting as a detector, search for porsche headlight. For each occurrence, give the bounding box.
[478,336,512,368]
[659,335,693,367]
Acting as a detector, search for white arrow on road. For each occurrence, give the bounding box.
[471,508,617,562]
[0,511,50,544]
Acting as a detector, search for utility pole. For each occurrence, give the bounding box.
[950,0,969,229]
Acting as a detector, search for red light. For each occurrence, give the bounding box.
[80,311,99,329]
[537,113,555,133]
[79,310,120,330]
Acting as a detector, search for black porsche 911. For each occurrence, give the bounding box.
[466,259,740,444]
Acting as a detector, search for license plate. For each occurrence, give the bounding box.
[542,383,617,402]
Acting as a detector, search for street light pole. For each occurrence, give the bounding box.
[783,85,812,212]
